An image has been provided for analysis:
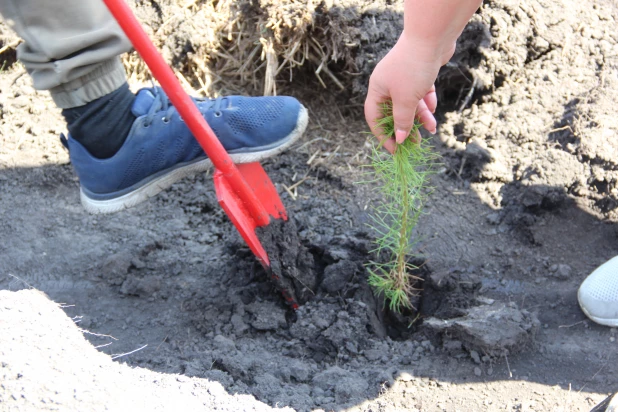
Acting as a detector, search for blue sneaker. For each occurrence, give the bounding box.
[64,87,308,214]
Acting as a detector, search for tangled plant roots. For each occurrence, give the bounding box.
[121,0,406,98]
[1,0,491,104]
[365,103,438,313]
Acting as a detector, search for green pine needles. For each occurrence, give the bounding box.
[365,102,437,313]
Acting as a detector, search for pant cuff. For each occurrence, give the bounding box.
[50,58,127,108]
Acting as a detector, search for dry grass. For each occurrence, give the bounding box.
[152,0,357,97]
[122,0,401,98]
[0,0,404,98]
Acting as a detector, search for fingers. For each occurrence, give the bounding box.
[364,88,382,138]
[365,86,397,154]
[424,84,437,113]
[366,82,438,153]
[393,97,437,146]
[364,87,386,140]
[381,137,397,154]
[392,97,420,144]
[416,99,437,134]
[414,129,422,144]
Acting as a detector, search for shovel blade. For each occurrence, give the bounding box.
[236,162,287,221]
[214,162,287,268]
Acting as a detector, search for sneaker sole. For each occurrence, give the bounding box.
[578,291,618,327]
[80,105,309,214]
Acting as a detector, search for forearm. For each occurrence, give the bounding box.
[403,0,483,60]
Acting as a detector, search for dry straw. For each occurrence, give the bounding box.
[119,0,365,96]
[1,1,404,97]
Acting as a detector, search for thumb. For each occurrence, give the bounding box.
[392,97,420,144]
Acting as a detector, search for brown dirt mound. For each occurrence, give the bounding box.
[125,0,404,100]
[437,0,618,220]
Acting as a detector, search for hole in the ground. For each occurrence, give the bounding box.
[434,20,495,116]
[453,122,467,143]
[255,216,433,341]
[377,259,430,341]
[494,74,506,89]
[184,210,529,364]
[436,67,475,114]
[592,179,610,194]
[0,46,17,71]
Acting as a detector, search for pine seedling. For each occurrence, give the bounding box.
[365,102,437,313]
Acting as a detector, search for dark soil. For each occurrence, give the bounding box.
[2,0,618,411]
[256,217,319,307]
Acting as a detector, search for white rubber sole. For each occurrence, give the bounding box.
[578,301,618,327]
[81,105,309,215]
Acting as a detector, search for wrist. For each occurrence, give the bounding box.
[401,0,481,63]
[399,29,454,64]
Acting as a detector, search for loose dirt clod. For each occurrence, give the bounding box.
[423,303,540,356]
[256,217,318,306]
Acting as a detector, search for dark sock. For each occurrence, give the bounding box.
[62,83,136,159]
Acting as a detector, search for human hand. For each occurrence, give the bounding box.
[365,34,455,153]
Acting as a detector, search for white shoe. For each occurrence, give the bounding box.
[578,256,618,327]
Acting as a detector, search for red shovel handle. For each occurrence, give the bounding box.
[103,0,270,227]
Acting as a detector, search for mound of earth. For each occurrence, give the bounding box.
[0,290,288,411]
[125,0,407,98]
[437,0,618,223]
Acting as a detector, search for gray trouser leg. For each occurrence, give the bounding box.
[0,0,132,108]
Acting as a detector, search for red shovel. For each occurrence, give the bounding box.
[103,0,298,309]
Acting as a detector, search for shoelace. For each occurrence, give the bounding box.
[144,87,224,127]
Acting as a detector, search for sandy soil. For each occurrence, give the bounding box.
[0,290,290,411]
[1,0,618,411]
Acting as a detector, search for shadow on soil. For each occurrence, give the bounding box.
[1,129,617,410]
